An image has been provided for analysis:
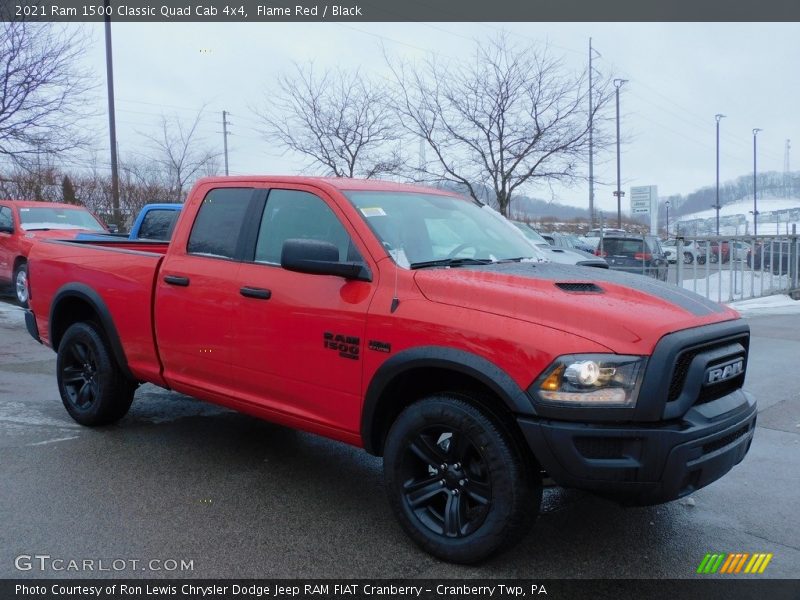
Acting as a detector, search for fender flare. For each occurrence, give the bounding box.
[360,345,535,455]
[49,283,135,381]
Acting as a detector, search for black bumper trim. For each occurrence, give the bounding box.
[24,309,41,344]
[518,389,756,505]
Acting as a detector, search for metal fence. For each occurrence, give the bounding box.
[666,233,800,303]
[592,232,800,303]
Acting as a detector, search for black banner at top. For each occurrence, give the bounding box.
[2,0,800,22]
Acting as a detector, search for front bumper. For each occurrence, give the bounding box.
[518,389,756,505]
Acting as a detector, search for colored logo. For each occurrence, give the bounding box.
[697,553,773,574]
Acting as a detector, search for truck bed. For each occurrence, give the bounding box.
[28,239,168,386]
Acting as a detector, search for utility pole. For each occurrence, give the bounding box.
[222,110,230,176]
[588,39,600,229]
[752,128,762,235]
[712,114,726,235]
[612,79,628,229]
[104,0,120,227]
[665,200,670,237]
[103,0,122,227]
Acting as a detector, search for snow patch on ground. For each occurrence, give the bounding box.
[727,294,800,317]
[682,271,791,303]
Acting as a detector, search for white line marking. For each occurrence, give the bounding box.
[26,436,79,446]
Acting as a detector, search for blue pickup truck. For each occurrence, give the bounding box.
[76,203,182,242]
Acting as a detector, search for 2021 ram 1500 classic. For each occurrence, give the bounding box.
[24,177,756,563]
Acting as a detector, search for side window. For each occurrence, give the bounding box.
[187,188,253,259]
[0,206,12,230]
[139,209,179,241]
[254,189,359,265]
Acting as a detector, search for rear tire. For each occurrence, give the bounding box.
[14,262,28,308]
[683,252,694,264]
[383,394,541,563]
[56,322,136,426]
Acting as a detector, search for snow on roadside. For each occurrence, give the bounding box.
[727,294,800,317]
[681,270,791,303]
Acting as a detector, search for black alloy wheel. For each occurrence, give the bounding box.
[57,322,136,426]
[384,395,541,563]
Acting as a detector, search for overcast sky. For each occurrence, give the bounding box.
[75,21,798,212]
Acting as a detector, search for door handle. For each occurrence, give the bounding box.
[163,275,190,287]
[240,286,271,300]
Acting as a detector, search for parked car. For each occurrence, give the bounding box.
[511,222,608,268]
[729,241,751,262]
[662,239,705,265]
[25,176,755,564]
[541,231,596,254]
[0,200,109,306]
[76,203,183,242]
[596,235,669,281]
[748,240,794,273]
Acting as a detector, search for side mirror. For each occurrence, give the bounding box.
[0,225,13,234]
[281,239,371,282]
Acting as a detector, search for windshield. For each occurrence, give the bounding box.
[510,221,549,245]
[19,207,105,231]
[345,191,541,267]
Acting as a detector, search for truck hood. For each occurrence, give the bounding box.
[413,262,739,355]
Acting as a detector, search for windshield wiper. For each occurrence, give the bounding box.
[409,257,498,269]
[24,227,51,231]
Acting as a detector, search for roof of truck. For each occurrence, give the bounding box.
[195,176,458,196]
[0,200,91,209]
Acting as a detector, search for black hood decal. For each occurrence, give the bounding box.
[460,262,726,316]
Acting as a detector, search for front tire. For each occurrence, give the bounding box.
[14,262,28,307]
[383,395,541,563]
[56,322,136,426]
[683,252,694,264]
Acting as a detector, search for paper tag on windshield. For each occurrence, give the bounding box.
[360,207,386,217]
[389,248,410,268]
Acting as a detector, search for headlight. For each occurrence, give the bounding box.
[531,354,647,408]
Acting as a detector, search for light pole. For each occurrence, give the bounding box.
[713,114,726,235]
[613,79,628,229]
[665,200,670,237]
[752,128,763,235]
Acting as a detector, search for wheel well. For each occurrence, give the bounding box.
[51,297,99,351]
[13,256,26,272]
[368,367,537,468]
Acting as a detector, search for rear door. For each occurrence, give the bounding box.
[230,186,377,432]
[155,185,261,395]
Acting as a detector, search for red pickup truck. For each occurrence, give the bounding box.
[24,177,756,563]
[0,200,109,306]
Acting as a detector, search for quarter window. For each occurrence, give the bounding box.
[187,188,253,259]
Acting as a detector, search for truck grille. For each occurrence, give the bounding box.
[666,334,749,407]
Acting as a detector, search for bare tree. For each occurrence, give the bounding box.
[0,22,94,164]
[144,110,220,202]
[388,35,613,216]
[255,64,405,178]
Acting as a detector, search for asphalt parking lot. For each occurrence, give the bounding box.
[0,297,798,579]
